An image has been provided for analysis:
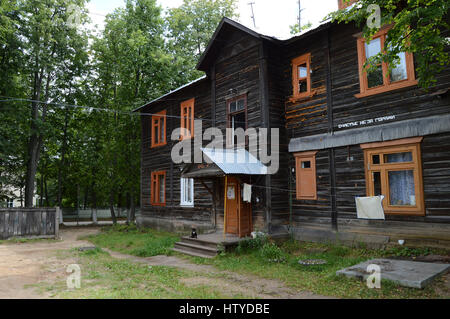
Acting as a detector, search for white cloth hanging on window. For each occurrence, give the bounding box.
[243,183,252,203]
[355,195,385,220]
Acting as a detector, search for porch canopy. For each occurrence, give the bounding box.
[181,148,268,178]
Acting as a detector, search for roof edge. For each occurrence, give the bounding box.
[132,75,207,113]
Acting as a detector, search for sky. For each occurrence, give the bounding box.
[87,0,338,39]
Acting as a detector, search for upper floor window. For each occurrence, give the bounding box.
[291,53,312,100]
[356,27,417,98]
[6,198,13,208]
[151,171,166,206]
[180,98,195,140]
[361,137,424,215]
[151,110,166,148]
[226,94,247,147]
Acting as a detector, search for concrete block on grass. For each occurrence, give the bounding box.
[336,258,450,289]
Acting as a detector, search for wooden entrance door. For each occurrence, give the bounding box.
[225,177,252,237]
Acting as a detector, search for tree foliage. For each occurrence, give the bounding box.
[0,0,238,217]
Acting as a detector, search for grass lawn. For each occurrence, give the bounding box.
[34,247,248,299]
[82,224,181,257]
[183,239,450,299]
[80,225,449,299]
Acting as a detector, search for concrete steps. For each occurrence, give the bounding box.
[173,236,220,258]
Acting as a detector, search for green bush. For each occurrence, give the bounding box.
[259,242,285,262]
[236,233,269,254]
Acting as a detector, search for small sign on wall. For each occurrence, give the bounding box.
[227,186,235,200]
[337,115,396,129]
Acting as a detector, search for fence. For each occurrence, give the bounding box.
[61,207,140,223]
[0,207,60,240]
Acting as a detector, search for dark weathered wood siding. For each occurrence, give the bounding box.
[140,79,214,227]
[286,22,450,232]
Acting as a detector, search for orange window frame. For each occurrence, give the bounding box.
[151,110,167,148]
[294,151,317,200]
[180,98,195,140]
[361,137,424,216]
[355,27,417,98]
[291,53,312,100]
[150,171,166,206]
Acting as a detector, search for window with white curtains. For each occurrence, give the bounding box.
[180,178,194,206]
[361,137,424,216]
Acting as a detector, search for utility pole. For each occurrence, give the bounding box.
[297,0,305,29]
[248,2,256,28]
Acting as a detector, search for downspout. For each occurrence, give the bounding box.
[223,175,228,240]
[325,28,338,231]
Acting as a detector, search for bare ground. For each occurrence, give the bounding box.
[0,228,100,299]
[0,227,330,299]
[105,248,331,299]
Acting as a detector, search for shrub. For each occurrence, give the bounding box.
[236,233,269,254]
[259,242,285,262]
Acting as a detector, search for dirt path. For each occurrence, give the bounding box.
[0,227,330,299]
[105,248,331,299]
[0,227,100,299]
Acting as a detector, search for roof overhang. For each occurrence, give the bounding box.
[196,17,279,72]
[289,114,450,153]
[132,75,207,113]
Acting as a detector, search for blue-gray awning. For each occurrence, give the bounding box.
[202,148,268,175]
[289,114,450,153]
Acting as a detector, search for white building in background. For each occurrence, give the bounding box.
[2,185,39,208]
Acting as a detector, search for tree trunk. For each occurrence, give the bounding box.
[25,56,52,207]
[109,189,117,224]
[57,107,69,207]
[44,176,49,207]
[130,191,136,224]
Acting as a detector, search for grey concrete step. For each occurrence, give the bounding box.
[172,247,215,259]
[181,236,220,249]
[173,241,218,257]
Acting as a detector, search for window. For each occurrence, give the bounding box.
[151,110,166,148]
[361,137,424,215]
[356,27,417,98]
[294,151,317,200]
[291,53,312,100]
[151,171,166,206]
[227,94,247,146]
[180,98,195,140]
[6,198,13,208]
[180,178,194,207]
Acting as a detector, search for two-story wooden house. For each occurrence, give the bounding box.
[134,1,450,252]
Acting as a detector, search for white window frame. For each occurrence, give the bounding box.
[6,198,13,208]
[180,178,194,207]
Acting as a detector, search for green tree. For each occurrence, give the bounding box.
[328,0,450,89]
[18,0,90,207]
[289,21,313,36]
[166,0,239,83]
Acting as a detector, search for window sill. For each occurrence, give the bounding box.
[180,204,194,208]
[151,142,167,149]
[355,80,418,98]
[151,203,166,207]
[288,90,317,103]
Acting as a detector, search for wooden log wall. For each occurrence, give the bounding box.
[0,208,58,240]
[286,22,450,230]
[140,79,214,225]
